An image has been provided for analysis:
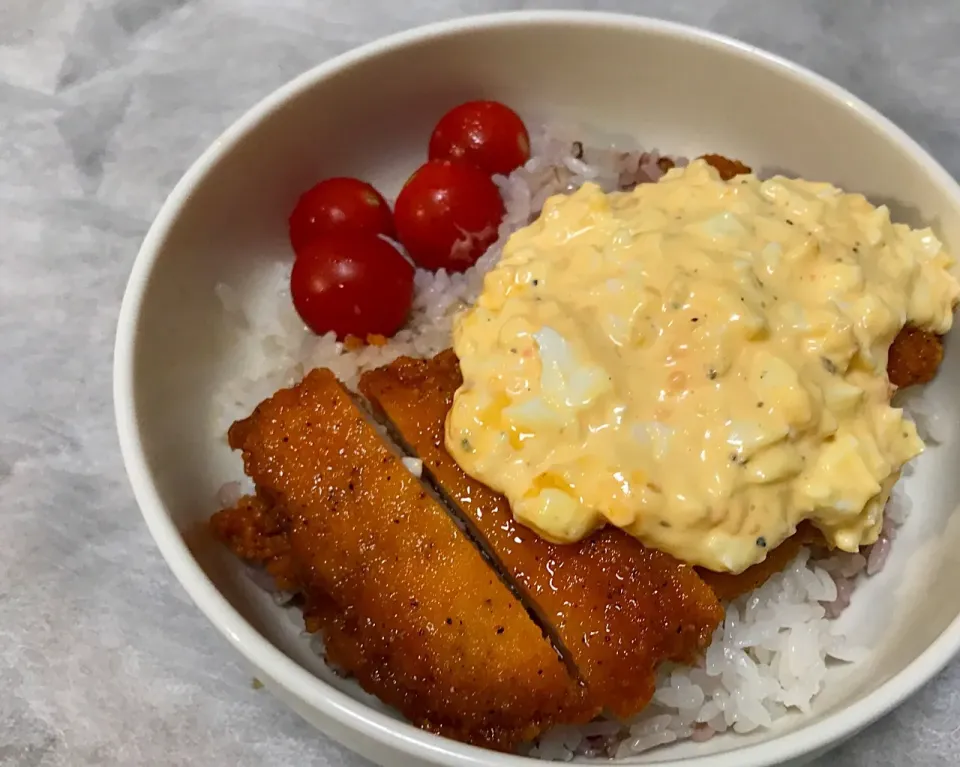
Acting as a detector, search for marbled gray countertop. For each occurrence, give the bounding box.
[4,1,960,765]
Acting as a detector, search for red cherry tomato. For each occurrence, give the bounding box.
[290,233,414,339]
[288,177,394,256]
[428,101,530,176]
[393,159,505,272]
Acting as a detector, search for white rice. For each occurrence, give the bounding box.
[401,456,424,478]
[216,126,926,760]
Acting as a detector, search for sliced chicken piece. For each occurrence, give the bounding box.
[220,368,595,751]
[359,351,723,720]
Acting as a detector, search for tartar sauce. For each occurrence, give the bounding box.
[447,159,959,573]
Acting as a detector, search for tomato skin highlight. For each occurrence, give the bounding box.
[289,177,395,256]
[428,100,530,176]
[393,159,505,272]
[290,233,414,339]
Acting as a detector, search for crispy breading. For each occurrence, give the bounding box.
[359,351,723,719]
[222,369,594,751]
[888,326,944,388]
[655,154,750,180]
[210,494,299,591]
[700,154,752,180]
[210,494,288,563]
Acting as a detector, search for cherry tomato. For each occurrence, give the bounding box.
[290,233,414,339]
[428,101,530,176]
[393,159,505,272]
[288,177,394,256]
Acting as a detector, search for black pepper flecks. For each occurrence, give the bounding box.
[756,536,767,548]
[572,141,584,160]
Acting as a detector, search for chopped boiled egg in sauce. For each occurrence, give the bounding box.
[447,159,959,573]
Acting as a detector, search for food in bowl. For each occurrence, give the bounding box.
[208,102,958,759]
[448,156,957,573]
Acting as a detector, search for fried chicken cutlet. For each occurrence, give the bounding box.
[216,369,597,751]
[211,322,941,748]
[359,351,723,719]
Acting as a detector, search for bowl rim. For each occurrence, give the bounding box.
[114,9,960,767]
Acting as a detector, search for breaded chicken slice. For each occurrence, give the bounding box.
[222,368,595,751]
[359,351,723,720]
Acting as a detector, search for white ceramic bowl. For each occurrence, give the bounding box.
[114,11,960,767]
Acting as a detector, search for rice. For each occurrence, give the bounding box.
[401,456,424,478]
[216,125,925,760]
